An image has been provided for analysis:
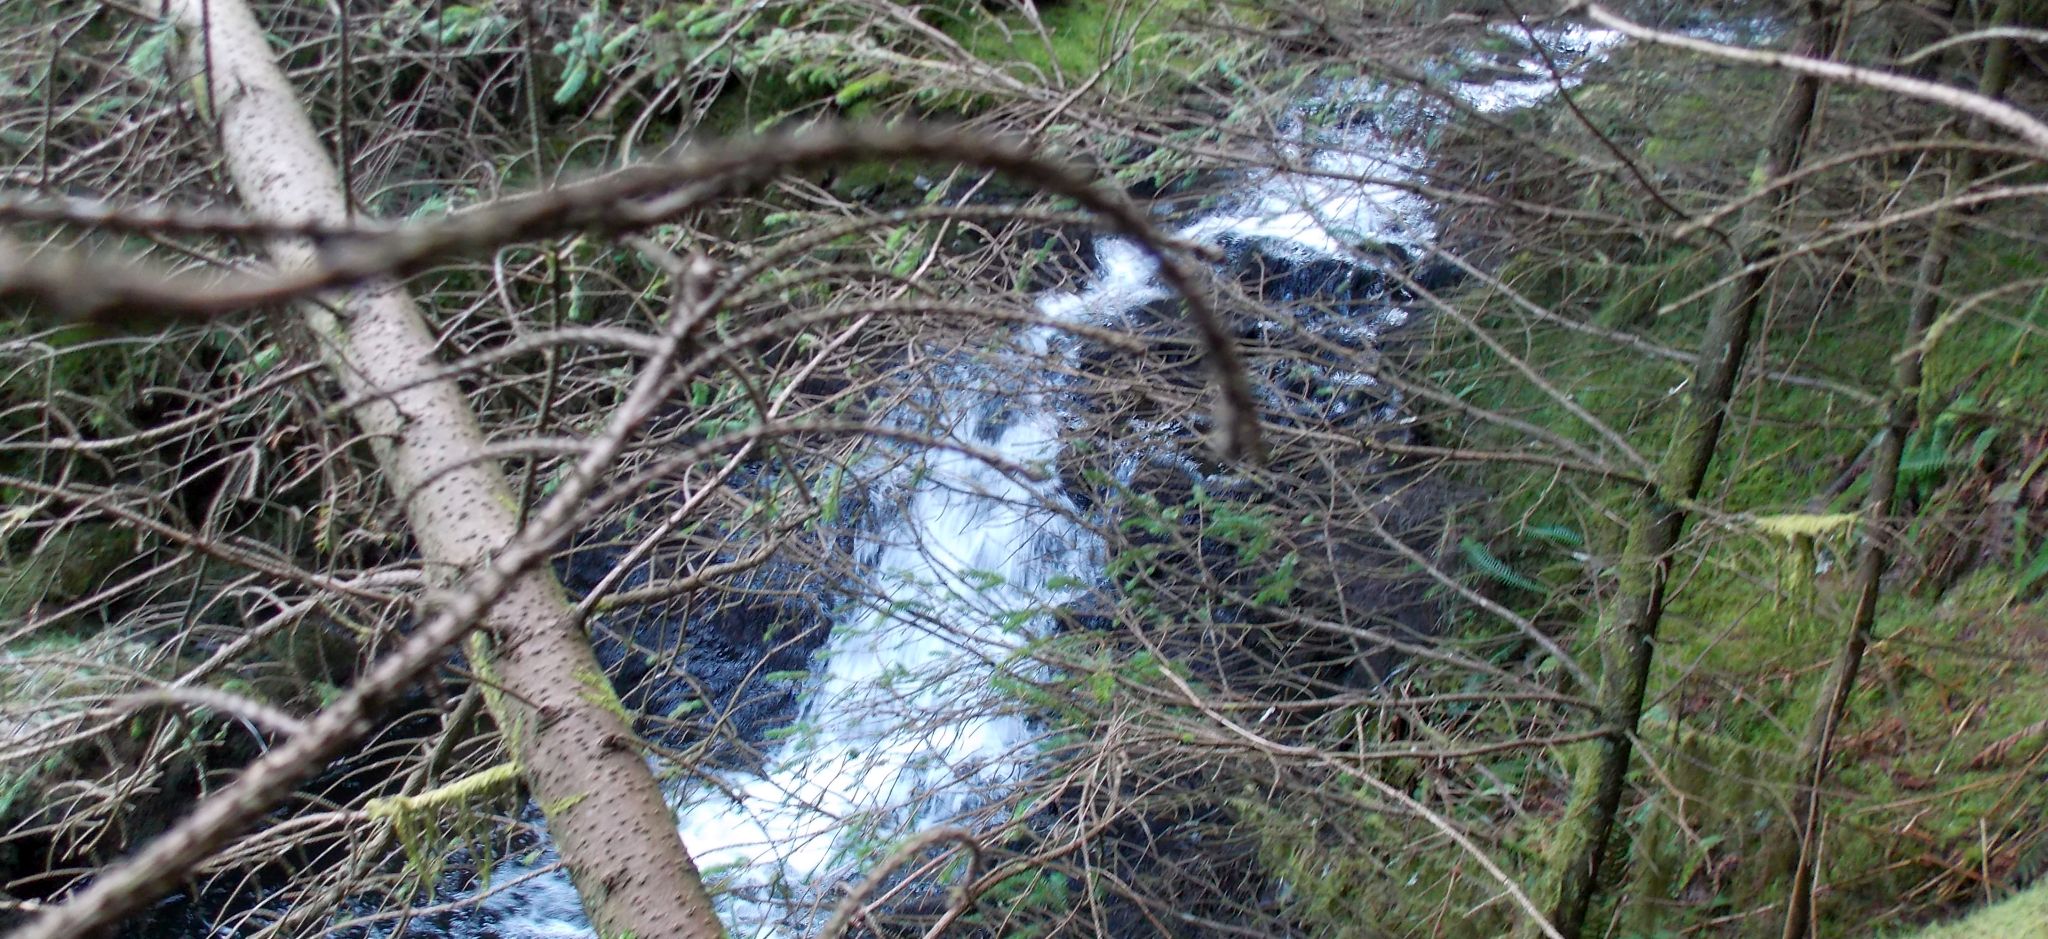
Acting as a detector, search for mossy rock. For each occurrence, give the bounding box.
[0,523,134,622]
[0,632,268,881]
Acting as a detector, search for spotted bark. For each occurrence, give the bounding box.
[163,2,724,936]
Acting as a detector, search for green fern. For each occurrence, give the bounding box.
[1523,523,1585,549]
[1460,537,1545,594]
[2017,533,2048,597]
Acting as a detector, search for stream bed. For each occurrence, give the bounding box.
[479,29,1617,935]
[138,22,1626,939]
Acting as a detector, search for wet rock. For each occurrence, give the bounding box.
[557,530,834,766]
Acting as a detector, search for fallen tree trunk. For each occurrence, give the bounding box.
[7,0,726,936]
[163,2,727,935]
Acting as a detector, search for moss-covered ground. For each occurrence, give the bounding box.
[1414,34,2048,937]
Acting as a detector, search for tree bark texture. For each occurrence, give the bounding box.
[118,2,724,936]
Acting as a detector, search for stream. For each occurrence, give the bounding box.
[487,29,1617,934]
[144,22,1626,939]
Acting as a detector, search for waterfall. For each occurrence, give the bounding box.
[655,371,1097,932]
[351,24,1622,939]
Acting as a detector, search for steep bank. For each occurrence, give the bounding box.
[1418,8,2048,935]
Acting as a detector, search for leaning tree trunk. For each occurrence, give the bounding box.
[1541,14,1838,938]
[148,2,726,937]
[1775,8,2025,935]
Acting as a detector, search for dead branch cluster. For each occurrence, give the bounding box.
[0,2,2045,938]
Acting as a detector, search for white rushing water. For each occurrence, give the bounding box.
[468,25,1619,939]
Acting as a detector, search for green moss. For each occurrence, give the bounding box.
[0,523,132,621]
[368,763,524,891]
[0,633,210,834]
[1436,245,2048,928]
[1407,43,2048,935]
[542,792,589,816]
[575,667,635,726]
[1244,771,1558,939]
[366,763,522,820]
[1887,880,2048,939]
[942,0,1203,92]
[1922,232,2048,416]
